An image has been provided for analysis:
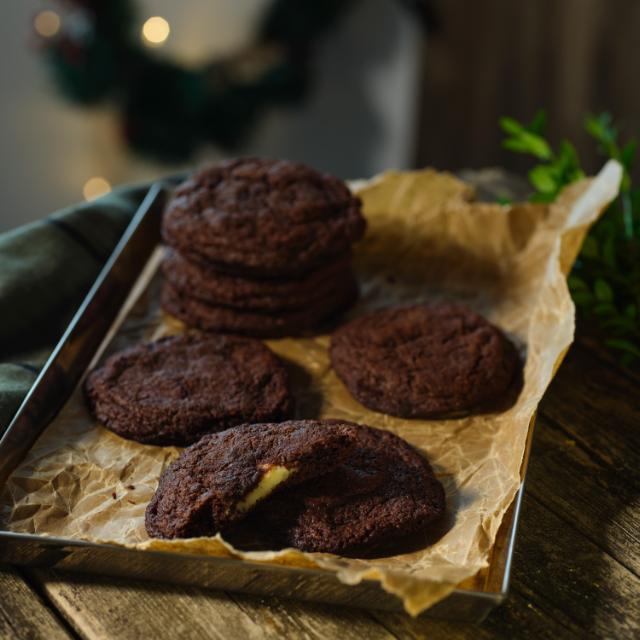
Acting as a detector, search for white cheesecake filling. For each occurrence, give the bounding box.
[236,465,292,513]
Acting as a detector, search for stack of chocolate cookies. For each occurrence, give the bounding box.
[160,158,366,337]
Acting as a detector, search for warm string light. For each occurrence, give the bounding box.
[34,10,61,38]
[141,16,170,47]
[83,177,111,201]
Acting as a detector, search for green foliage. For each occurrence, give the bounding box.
[500,111,640,365]
[500,111,584,202]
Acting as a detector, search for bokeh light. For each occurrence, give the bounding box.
[141,16,170,46]
[34,10,61,38]
[83,177,111,201]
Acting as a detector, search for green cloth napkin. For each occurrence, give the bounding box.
[0,184,150,431]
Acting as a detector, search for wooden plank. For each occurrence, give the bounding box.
[527,415,640,575]
[509,494,640,639]
[0,565,73,640]
[30,570,395,640]
[373,590,580,640]
[576,333,640,387]
[540,343,640,480]
[228,592,395,639]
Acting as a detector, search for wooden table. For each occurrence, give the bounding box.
[1,330,639,640]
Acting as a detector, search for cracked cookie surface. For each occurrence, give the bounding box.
[330,303,520,417]
[162,157,366,277]
[234,422,446,556]
[144,420,361,539]
[85,333,292,445]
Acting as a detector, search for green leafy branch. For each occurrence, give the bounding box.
[500,111,640,365]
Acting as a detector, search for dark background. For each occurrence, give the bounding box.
[3,0,639,230]
[415,0,640,178]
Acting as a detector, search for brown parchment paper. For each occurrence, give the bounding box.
[1,161,622,616]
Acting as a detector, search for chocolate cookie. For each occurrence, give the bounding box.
[145,420,361,539]
[161,274,358,338]
[239,422,445,556]
[330,303,520,418]
[85,334,292,446]
[162,158,366,277]
[162,249,354,312]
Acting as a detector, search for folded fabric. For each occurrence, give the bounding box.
[0,184,149,432]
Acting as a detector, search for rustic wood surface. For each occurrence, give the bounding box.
[1,331,638,639]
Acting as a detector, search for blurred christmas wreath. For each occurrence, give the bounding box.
[33,0,355,161]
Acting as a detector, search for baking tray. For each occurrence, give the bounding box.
[0,183,533,621]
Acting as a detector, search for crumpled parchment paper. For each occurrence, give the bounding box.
[0,162,621,615]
